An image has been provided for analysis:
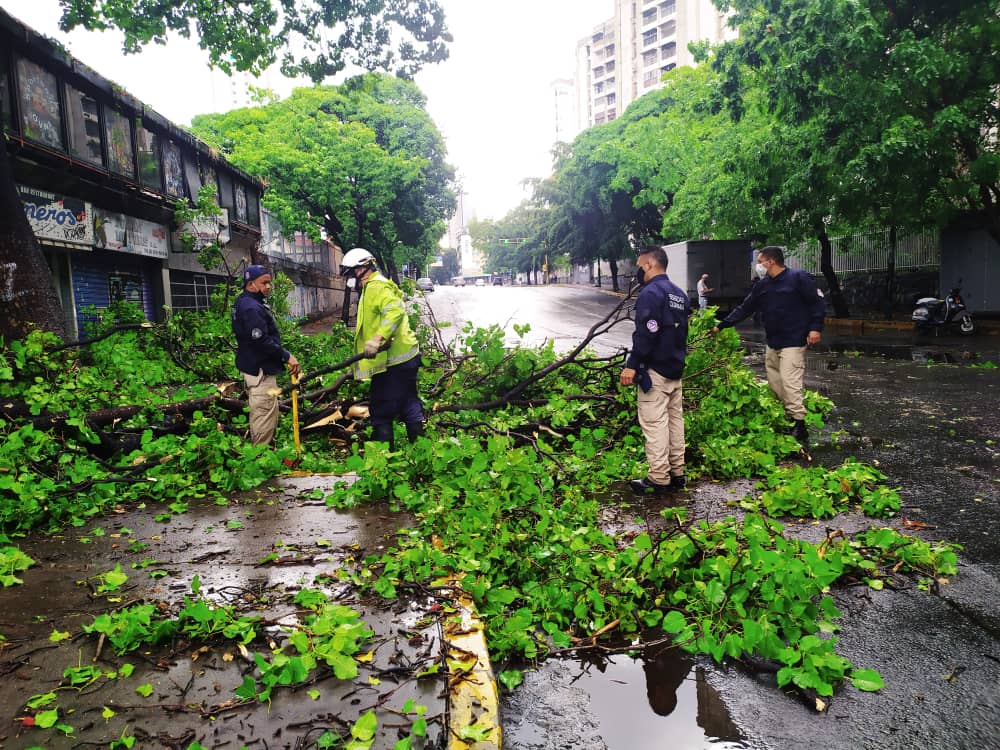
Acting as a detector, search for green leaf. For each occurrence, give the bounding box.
[850,668,885,692]
[136,683,154,697]
[35,708,59,728]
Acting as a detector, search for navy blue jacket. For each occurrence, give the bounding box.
[232,291,290,376]
[626,274,691,380]
[718,267,826,349]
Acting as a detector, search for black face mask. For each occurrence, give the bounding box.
[635,268,646,286]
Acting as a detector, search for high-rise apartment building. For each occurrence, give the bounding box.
[575,0,734,128]
[550,78,578,145]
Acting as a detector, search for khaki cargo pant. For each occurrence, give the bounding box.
[764,345,806,421]
[637,370,685,485]
[243,370,279,446]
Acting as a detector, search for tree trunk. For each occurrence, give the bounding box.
[340,283,353,325]
[884,225,896,320]
[817,231,849,318]
[609,258,619,292]
[0,144,67,341]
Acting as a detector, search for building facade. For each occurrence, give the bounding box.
[575,0,734,128]
[0,8,343,338]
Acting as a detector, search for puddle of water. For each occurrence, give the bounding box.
[566,649,747,750]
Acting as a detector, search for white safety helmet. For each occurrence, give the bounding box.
[340,247,376,275]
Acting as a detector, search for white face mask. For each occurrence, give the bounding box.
[346,276,357,289]
[755,263,767,279]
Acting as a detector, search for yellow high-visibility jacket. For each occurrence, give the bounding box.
[353,272,419,380]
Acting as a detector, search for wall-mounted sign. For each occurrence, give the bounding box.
[179,208,231,250]
[94,207,127,250]
[93,207,168,258]
[125,216,170,259]
[18,185,94,247]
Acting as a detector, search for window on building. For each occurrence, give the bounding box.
[595,114,606,124]
[662,42,677,60]
[661,19,676,37]
[108,272,144,306]
[607,110,616,121]
[234,182,248,223]
[218,169,235,214]
[605,44,615,57]
[592,31,604,43]
[136,121,162,190]
[104,107,135,178]
[183,153,202,201]
[16,57,63,150]
[594,65,604,78]
[643,49,658,67]
[595,82,604,94]
[245,185,260,228]
[642,29,658,46]
[606,61,615,73]
[661,63,677,74]
[202,167,220,203]
[0,54,11,129]
[643,8,657,24]
[65,83,102,165]
[162,140,184,197]
[660,0,676,15]
[606,93,616,105]
[644,71,659,87]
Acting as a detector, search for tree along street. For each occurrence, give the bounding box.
[427,283,1000,750]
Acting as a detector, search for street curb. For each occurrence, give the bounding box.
[440,580,503,750]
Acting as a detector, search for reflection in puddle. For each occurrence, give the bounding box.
[573,648,747,749]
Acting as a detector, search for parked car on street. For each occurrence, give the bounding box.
[417,277,435,292]
[474,278,486,287]
[451,276,466,287]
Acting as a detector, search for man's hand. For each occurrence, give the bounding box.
[287,355,301,377]
[709,326,720,335]
[807,330,822,346]
[620,367,636,386]
[363,335,385,357]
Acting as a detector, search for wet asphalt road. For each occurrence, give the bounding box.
[426,284,1000,750]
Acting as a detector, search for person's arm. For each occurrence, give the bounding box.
[798,273,826,338]
[625,291,660,371]
[715,287,758,330]
[241,304,291,364]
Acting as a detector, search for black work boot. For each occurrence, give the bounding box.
[405,421,425,442]
[371,423,394,450]
[669,474,687,490]
[791,420,809,447]
[629,477,671,495]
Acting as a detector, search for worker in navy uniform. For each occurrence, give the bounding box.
[712,245,825,446]
[620,246,691,494]
[232,265,301,445]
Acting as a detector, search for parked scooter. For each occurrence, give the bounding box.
[912,287,976,335]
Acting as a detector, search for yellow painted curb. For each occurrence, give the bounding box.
[433,535,501,750]
[441,583,502,750]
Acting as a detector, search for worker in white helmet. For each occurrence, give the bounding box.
[340,248,424,448]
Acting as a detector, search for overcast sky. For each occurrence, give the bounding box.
[1,0,613,220]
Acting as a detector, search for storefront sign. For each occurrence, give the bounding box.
[93,208,168,258]
[125,216,170,259]
[179,209,231,249]
[18,185,94,247]
[94,208,127,250]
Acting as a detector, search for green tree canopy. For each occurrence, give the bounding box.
[190,74,456,279]
[58,0,451,80]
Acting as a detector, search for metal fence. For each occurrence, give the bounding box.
[786,228,940,274]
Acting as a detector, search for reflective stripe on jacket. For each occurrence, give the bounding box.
[353,273,419,380]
